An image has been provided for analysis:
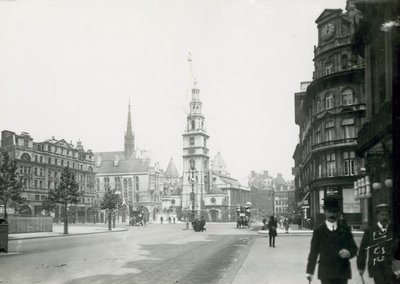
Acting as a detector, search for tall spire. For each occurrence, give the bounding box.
[124,99,135,158]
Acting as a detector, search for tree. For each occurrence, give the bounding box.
[0,152,24,219]
[47,167,81,234]
[100,190,122,231]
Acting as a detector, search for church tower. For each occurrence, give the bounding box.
[182,79,210,219]
[124,101,135,159]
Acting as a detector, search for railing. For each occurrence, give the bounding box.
[311,138,357,151]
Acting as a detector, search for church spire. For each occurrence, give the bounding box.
[124,100,135,158]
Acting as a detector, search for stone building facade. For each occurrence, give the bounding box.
[293,6,366,229]
[94,103,163,223]
[0,130,95,221]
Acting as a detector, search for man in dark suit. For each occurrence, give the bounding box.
[357,204,396,284]
[306,195,358,284]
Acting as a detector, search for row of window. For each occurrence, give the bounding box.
[21,153,92,171]
[35,143,92,161]
[303,88,359,130]
[301,151,357,183]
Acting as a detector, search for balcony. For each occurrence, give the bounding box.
[311,138,357,152]
[357,101,392,155]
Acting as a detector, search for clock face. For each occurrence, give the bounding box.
[321,23,335,41]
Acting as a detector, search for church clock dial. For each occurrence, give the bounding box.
[321,23,335,41]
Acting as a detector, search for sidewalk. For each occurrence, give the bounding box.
[256,226,364,236]
[8,223,128,240]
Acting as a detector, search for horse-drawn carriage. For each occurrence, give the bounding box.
[129,208,144,226]
[236,202,252,229]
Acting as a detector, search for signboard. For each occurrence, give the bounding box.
[302,205,310,209]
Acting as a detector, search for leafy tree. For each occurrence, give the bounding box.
[100,190,122,230]
[0,152,24,219]
[47,167,81,234]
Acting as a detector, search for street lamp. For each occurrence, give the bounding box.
[188,169,198,223]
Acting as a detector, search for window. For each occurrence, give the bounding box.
[326,153,336,177]
[24,140,29,147]
[135,176,139,191]
[189,137,195,146]
[35,155,38,162]
[35,195,40,201]
[191,120,195,130]
[39,181,42,188]
[325,120,335,141]
[325,62,334,75]
[48,157,52,164]
[342,118,355,139]
[315,125,321,144]
[61,160,64,167]
[34,168,38,176]
[34,180,38,188]
[316,97,322,113]
[40,156,43,163]
[343,151,356,176]
[325,93,334,109]
[342,89,354,106]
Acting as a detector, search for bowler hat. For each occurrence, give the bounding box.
[323,195,340,211]
[375,203,390,213]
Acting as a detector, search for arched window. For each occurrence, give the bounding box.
[124,179,127,189]
[189,137,195,146]
[191,120,195,130]
[325,93,334,109]
[21,153,31,162]
[342,89,354,106]
[128,179,132,189]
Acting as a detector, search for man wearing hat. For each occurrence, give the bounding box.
[306,195,358,283]
[357,204,395,284]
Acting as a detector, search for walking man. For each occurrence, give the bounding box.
[306,195,358,283]
[357,204,396,284]
[267,216,277,247]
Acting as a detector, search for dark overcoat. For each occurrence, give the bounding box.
[306,222,358,280]
[267,220,278,237]
[357,223,393,277]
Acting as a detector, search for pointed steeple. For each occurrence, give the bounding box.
[124,100,135,158]
[165,158,180,178]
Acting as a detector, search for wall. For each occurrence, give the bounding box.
[7,217,53,233]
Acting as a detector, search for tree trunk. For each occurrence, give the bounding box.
[64,204,68,234]
[3,201,8,220]
[108,210,112,231]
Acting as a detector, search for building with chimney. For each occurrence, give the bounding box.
[94,103,163,223]
[0,130,95,221]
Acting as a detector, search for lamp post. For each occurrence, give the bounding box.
[188,169,198,223]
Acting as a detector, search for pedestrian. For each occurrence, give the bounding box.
[267,216,277,247]
[160,216,163,224]
[284,218,289,234]
[306,195,358,284]
[262,216,267,230]
[168,216,171,223]
[200,216,206,231]
[173,217,176,224]
[357,204,396,284]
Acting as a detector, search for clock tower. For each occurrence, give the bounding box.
[182,79,210,220]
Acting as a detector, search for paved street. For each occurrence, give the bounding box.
[1,223,373,284]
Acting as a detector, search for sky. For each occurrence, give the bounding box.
[0,0,345,184]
